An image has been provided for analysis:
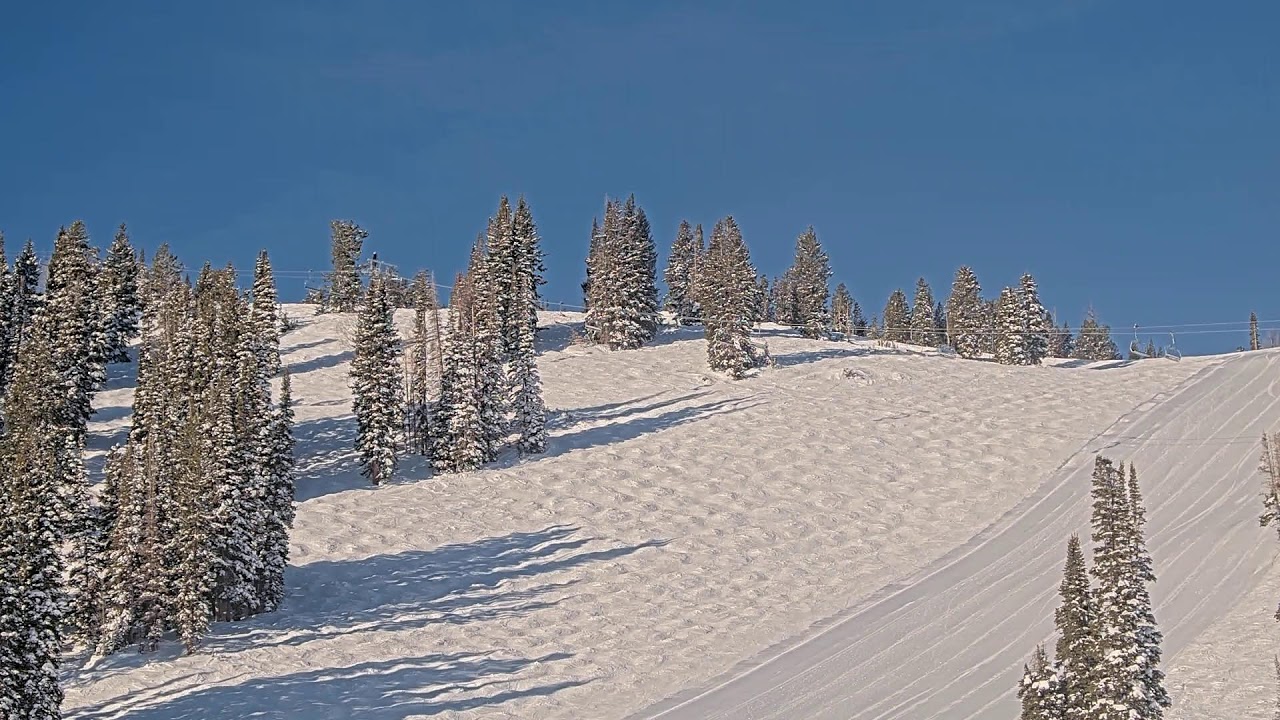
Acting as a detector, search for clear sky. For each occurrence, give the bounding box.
[1,1,1275,354]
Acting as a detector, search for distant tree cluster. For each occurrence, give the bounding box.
[583,195,659,349]
[1017,457,1168,719]
[346,197,549,483]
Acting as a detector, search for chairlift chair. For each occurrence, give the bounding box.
[1164,331,1181,361]
[1130,324,1148,359]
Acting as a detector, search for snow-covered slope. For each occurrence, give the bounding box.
[63,306,1279,719]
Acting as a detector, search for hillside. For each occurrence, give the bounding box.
[62,305,1279,719]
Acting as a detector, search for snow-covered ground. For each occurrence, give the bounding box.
[63,306,1280,719]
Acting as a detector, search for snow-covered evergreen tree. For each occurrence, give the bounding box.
[507,198,547,454]
[1055,534,1096,719]
[12,239,42,340]
[753,273,769,323]
[932,301,946,343]
[584,196,659,349]
[1019,273,1049,365]
[258,371,295,613]
[946,266,984,358]
[994,286,1029,365]
[404,271,442,456]
[788,226,832,339]
[0,323,74,719]
[1018,645,1064,720]
[1127,463,1170,717]
[44,220,107,438]
[664,220,702,325]
[1252,311,1261,351]
[0,233,16,400]
[909,278,938,347]
[100,224,141,363]
[323,219,367,313]
[770,269,800,326]
[882,288,911,344]
[1073,310,1120,362]
[350,270,403,484]
[701,216,766,378]
[831,283,854,337]
[248,250,281,379]
[1087,455,1143,720]
[851,300,867,337]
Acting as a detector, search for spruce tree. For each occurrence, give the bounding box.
[1018,645,1064,720]
[909,278,938,347]
[1127,463,1170,717]
[932,301,947,343]
[851,300,867,336]
[701,216,765,378]
[882,288,911,344]
[1252,311,1261,351]
[831,283,854,337]
[0,322,74,719]
[0,233,15,399]
[350,270,403,484]
[44,221,107,438]
[946,266,984,358]
[259,371,296,613]
[584,196,659,349]
[789,226,832,339]
[12,239,42,340]
[1019,273,1049,365]
[664,220,702,325]
[404,271,442,456]
[508,199,548,454]
[249,250,281,380]
[1073,310,1120,362]
[994,286,1029,365]
[324,219,367,313]
[753,273,769,323]
[1087,455,1143,720]
[1055,534,1096,719]
[101,224,142,363]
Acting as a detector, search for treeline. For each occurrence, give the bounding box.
[0,222,296,719]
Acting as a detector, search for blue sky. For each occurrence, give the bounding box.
[1,1,1275,354]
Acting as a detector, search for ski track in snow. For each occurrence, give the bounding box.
[62,307,1280,719]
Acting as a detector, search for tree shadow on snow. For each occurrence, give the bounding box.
[66,650,593,720]
[290,416,362,502]
[285,350,355,377]
[539,394,761,461]
[768,346,870,368]
[199,525,667,654]
[281,336,340,354]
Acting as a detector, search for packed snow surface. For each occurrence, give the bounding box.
[63,306,1280,719]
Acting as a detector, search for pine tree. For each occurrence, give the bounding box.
[701,216,765,378]
[882,288,911,344]
[1073,310,1120,362]
[507,197,548,454]
[0,323,74,719]
[1018,645,1064,720]
[933,301,946,343]
[1049,319,1074,359]
[101,224,142,363]
[908,278,937,347]
[12,239,42,341]
[44,220,107,439]
[753,273,769,323]
[350,271,403,484]
[404,272,442,456]
[584,196,659,349]
[946,266,984,358]
[994,286,1029,365]
[249,250,281,380]
[664,220,702,325]
[324,219,367,313]
[1019,273,1050,365]
[1252,311,1261,351]
[789,226,832,339]
[1127,463,1170,717]
[0,233,15,400]
[259,371,295,613]
[851,300,867,337]
[1055,534,1096,719]
[831,283,854,337]
[1087,455,1145,720]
